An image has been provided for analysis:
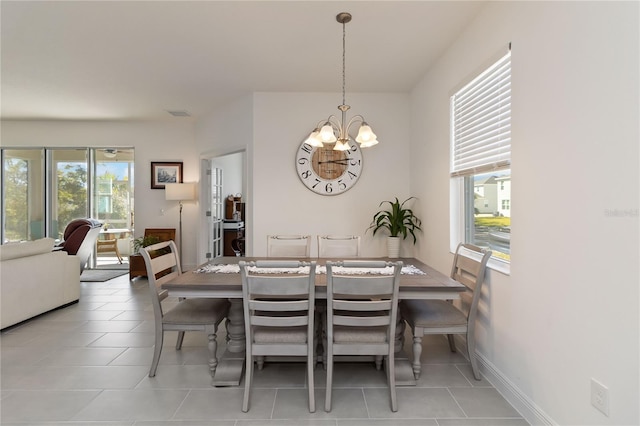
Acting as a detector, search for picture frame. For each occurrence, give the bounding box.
[151,162,183,189]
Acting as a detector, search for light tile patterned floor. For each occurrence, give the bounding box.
[0,273,528,425]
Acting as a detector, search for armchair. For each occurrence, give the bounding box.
[57,218,103,272]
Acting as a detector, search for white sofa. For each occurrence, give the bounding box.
[0,238,80,330]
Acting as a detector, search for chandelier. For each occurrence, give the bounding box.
[305,12,379,151]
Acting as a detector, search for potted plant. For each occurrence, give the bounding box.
[368,197,422,258]
[132,235,161,254]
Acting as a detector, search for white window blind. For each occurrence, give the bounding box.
[451,50,511,177]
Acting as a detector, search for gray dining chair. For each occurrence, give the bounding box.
[400,243,491,380]
[266,235,311,257]
[140,240,230,379]
[315,235,361,361]
[324,260,402,412]
[317,235,361,258]
[239,260,317,413]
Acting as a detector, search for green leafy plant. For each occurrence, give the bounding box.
[368,197,422,243]
[132,235,161,254]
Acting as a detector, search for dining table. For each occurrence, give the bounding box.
[162,256,465,387]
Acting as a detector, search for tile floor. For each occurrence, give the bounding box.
[1,273,528,425]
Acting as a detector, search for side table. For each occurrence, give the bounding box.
[129,254,147,278]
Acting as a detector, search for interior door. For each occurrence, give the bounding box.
[203,159,223,260]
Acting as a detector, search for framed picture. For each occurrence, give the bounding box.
[151,162,183,189]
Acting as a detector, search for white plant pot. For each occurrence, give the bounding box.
[387,236,401,258]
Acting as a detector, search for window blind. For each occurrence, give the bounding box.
[451,50,511,177]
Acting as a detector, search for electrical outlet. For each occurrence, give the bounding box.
[591,378,609,416]
[160,209,165,216]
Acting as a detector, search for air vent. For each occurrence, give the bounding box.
[166,110,191,117]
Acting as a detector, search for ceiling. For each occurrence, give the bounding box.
[1,1,485,122]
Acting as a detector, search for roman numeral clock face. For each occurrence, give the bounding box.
[295,141,363,195]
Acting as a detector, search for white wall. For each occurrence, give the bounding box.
[410,2,639,425]
[0,120,201,268]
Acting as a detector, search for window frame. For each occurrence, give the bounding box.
[450,45,511,275]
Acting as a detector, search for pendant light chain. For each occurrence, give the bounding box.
[342,19,346,107]
[303,12,379,150]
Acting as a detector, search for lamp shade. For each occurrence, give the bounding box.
[165,182,196,201]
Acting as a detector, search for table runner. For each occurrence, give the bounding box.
[194,263,426,276]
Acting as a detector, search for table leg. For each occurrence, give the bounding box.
[394,311,417,386]
[211,298,246,386]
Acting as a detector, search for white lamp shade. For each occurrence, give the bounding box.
[165,182,197,201]
[333,139,350,151]
[355,124,377,143]
[320,124,337,143]
[304,130,324,147]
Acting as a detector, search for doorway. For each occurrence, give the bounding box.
[199,150,246,263]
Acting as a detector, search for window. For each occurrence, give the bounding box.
[451,47,511,268]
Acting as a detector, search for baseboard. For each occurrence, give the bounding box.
[454,336,556,425]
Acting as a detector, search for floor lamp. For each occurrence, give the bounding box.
[165,182,196,267]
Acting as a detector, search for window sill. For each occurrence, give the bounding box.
[487,256,510,275]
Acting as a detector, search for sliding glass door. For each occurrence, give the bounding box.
[93,149,135,264]
[1,148,135,267]
[50,149,90,240]
[1,149,45,242]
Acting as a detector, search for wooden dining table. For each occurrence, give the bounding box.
[162,256,465,387]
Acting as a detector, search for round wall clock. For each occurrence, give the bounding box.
[295,141,363,196]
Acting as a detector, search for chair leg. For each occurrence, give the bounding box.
[374,355,383,370]
[322,342,327,370]
[207,332,218,378]
[467,330,481,380]
[176,331,185,350]
[324,350,334,412]
[114,244,123,264]
[315,310,323,369]
[447,334,457,352]
[242,354,253,412]
[321,313,328,370]
[411,333,423,380]
[149,328,164,377]
[257,356,265,370]
[387,353,398,412]
[307,347,315,413]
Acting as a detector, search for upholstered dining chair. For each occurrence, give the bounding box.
[266,235,311,257]
[400,243,491,380]
[239,260,317,413]
[140,240,230,379]
[317,235,361,258]
[324,260,402,412]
